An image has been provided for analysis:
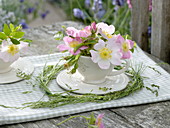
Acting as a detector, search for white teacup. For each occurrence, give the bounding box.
[0,59,13,74]
[77,56,129,84]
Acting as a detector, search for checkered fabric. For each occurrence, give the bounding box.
[0,47,170,125]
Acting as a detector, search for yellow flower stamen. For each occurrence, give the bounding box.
[7,44,19,56]
[69,41,79,48]
[99,47,112,59]
[122,42,129,52]
[103,31,113,38]
[97,118,102,127]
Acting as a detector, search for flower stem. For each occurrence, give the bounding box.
[57,115,89,125]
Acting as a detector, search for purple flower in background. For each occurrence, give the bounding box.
[27,7,35,13]
[148,26,151,38]
[112,0,125,6]
[92,0,105,19]
[114,6,119,11]
[92,0,103,12]
[96,9,105,19]
[149,0,152,11]
[20,20,29,29]
[118,0,125,6]
[85,0,91,7]
[41,10,49,19]
[112,0,117,5]
[73,8,86,20]
[19,0,24,3]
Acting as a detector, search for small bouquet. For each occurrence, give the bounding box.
[56,22,135,73]
[0,24,31,63]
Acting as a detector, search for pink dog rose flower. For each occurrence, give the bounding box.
[91,22,97,31]
[127,0,132,8]
[90,39,122,69]
[66,27,79,37]
[79,26,92,37]
[79,22,96,37]
[0,39,29,62]
[57,36,87,55]
[116,35,134,59]
[95,113,105,128]
[97,22,115,39]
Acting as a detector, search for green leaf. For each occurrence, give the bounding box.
[0,32,7,40]
[151,84,160,89]
[130,48,134,53]
[114,31,120,35]
[87,40,96,44]
[10,38,20,45]
[114,65,123,70]
[3,24,11,36]
[54,31,64,40]
[19,38,32,43]
[125,34,132,40]
[15,25,22,31]
[70,62,78,74]
[9,24,15,32]
[22,91,32,94]
[19,38,32,46]
[11,32,25,38]
[62,25,66,31]
[74,42,93,52]
[89,113,96,125]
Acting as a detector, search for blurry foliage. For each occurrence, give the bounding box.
[50,0,131,35]
[0,0,47,31]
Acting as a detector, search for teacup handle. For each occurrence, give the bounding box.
[108,60,129,76]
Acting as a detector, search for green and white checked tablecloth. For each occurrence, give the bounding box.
[0,47,170,125]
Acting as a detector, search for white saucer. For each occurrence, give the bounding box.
[0,58,34,84]
[56,70,129,95]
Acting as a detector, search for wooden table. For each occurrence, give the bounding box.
[1,21,170,128]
